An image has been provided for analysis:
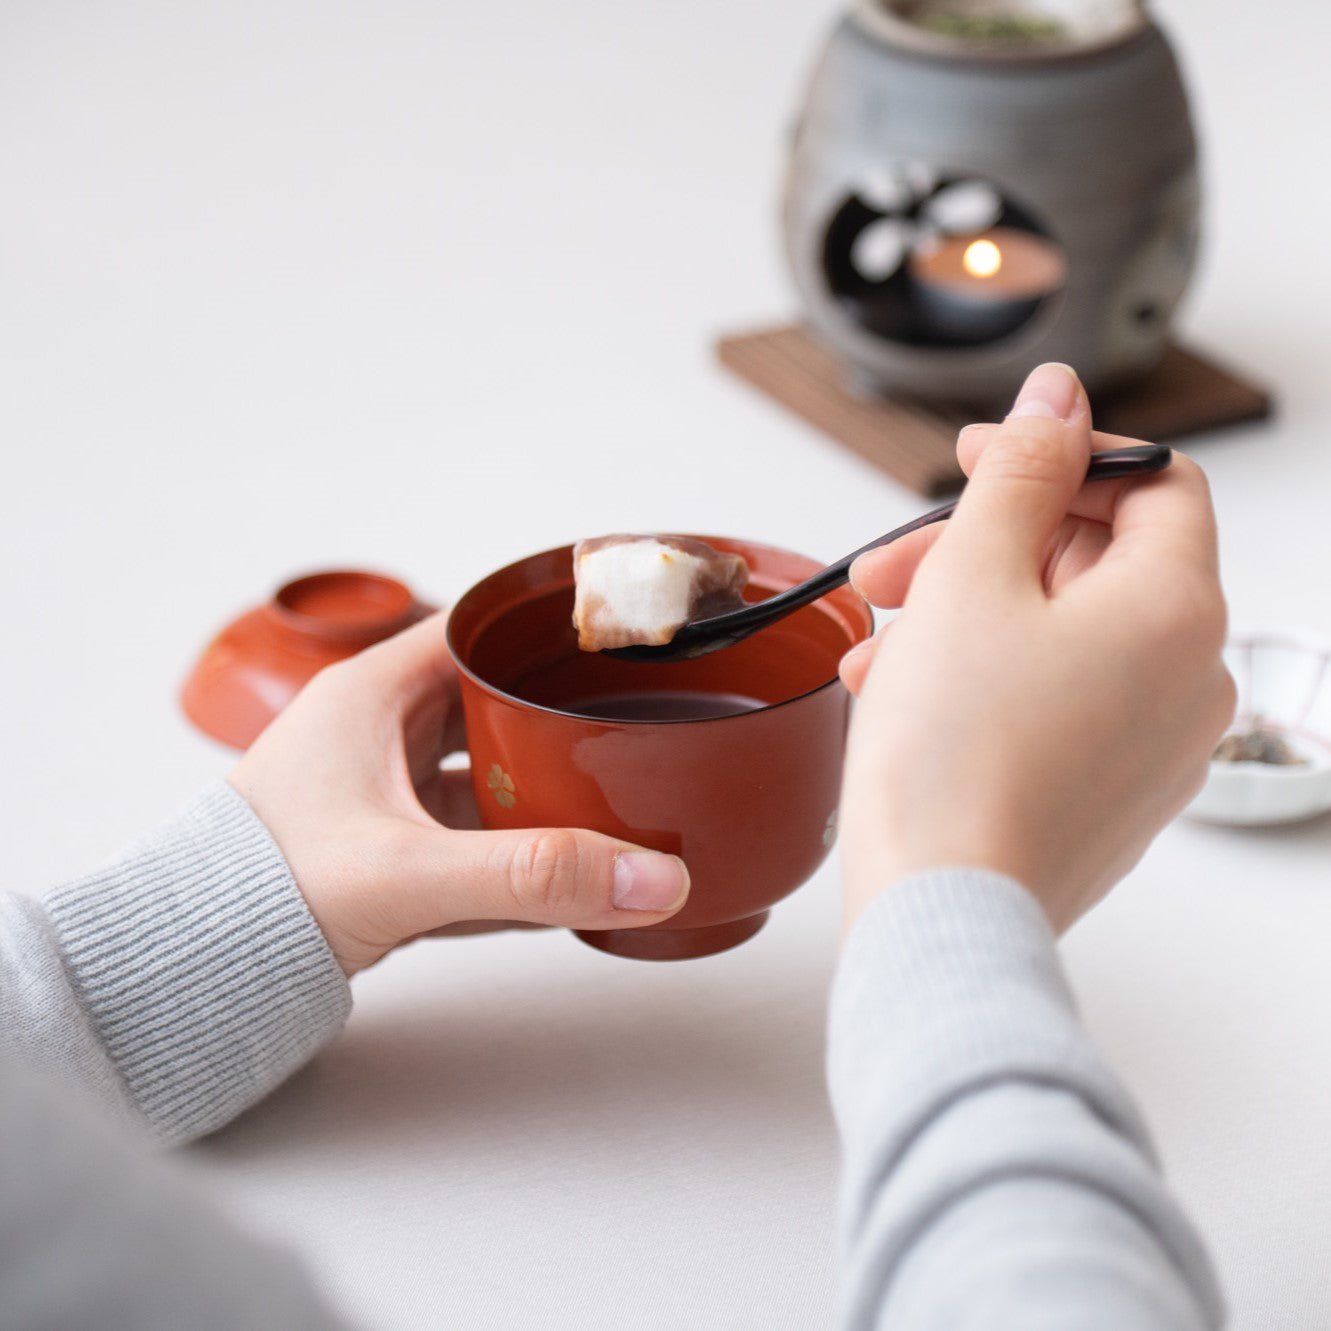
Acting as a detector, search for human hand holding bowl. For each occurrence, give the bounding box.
[227,614,693,976]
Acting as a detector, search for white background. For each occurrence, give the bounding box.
[2,1,1329,1327]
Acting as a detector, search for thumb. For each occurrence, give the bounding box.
[936,363,1091,585]
[393,824,691,932]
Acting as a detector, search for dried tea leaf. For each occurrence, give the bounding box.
[918,12,1067,40]
[1212,728,1310,767]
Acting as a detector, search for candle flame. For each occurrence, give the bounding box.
[963,238,1003,279]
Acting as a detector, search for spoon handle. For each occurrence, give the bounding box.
[826,443,1171,577]
[692,443,1172,645]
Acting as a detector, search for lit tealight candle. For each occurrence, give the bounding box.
[908,226,1067,343]
[963,237,1002,278]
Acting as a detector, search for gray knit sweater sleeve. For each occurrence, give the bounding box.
[1,781,351,1145]
[828,870,1225,1330]
[1,791,1226,1330]
[0,1052,352,1331]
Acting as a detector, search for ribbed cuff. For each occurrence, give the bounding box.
[46,783,352,1146]
[829,870,1155,1188]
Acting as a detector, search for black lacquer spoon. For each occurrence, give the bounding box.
[605,443,1172,663]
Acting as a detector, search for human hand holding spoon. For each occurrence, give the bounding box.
[602,442,1171,663]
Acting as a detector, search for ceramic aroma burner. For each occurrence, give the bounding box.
[447,539,873,961]
[783,0,1199,404]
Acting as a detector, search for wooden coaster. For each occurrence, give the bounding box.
[716,325,1273,497]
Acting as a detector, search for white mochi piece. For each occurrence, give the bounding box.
[572,535,749,652]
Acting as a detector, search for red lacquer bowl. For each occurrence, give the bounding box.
[182,570,433,749]
[446,538,873,961]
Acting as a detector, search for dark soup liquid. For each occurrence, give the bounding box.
[474,585,819,722]
[555,689,765,722]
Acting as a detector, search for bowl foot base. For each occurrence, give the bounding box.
[574,911,769,961]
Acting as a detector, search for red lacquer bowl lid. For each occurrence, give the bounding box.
[181,569,433,750]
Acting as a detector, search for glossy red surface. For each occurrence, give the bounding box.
[447,538,873,960]
[182,570,433,749]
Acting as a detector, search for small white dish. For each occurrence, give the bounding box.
[1186,628,1331,826]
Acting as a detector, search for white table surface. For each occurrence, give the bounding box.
[3,1,1329,1327]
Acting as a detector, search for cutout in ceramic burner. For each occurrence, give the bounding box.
[821,169,1067,348]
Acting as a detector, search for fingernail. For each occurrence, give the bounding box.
[613,852,689,912]
[958,422,987,438]
[1008,363,1082,423]
[843,637,874,660]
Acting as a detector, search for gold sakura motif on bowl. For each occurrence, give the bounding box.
[487,763,517,809]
